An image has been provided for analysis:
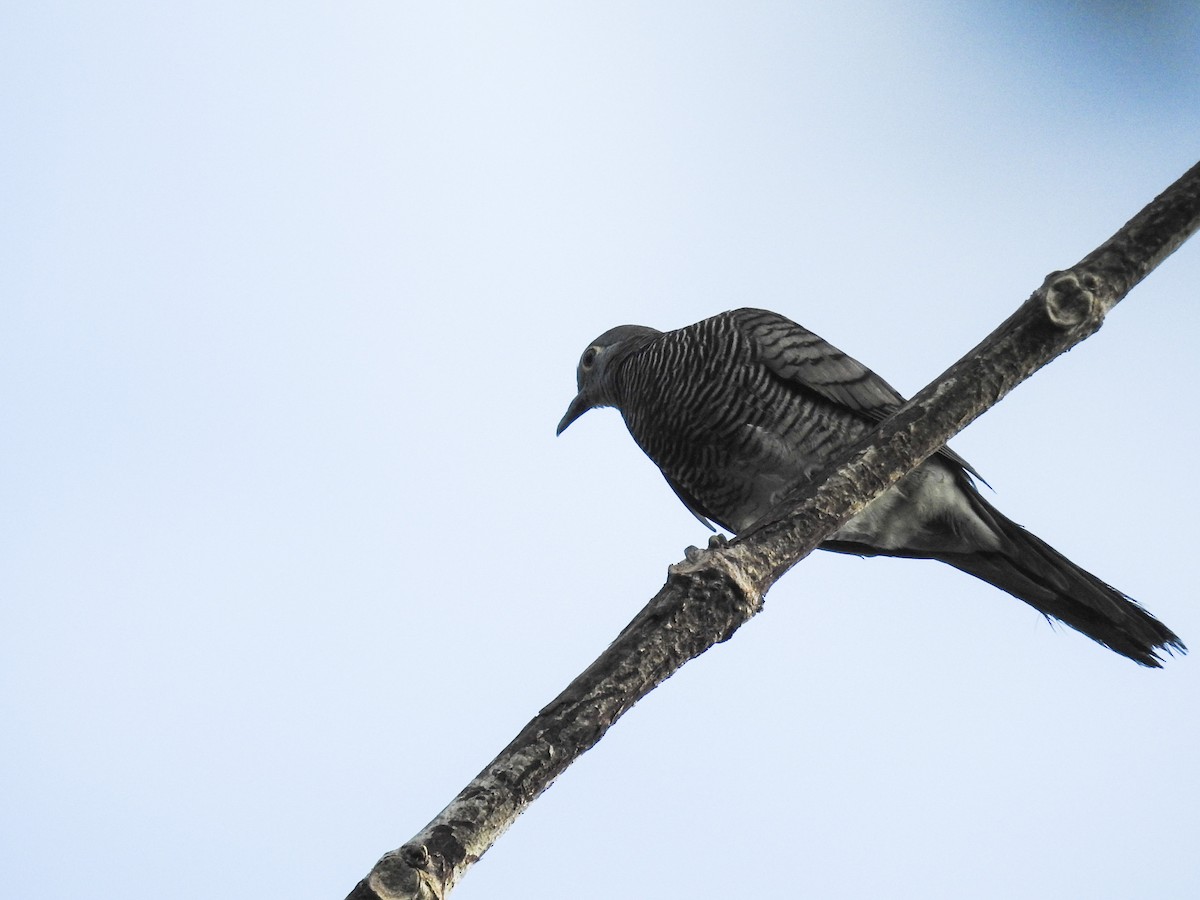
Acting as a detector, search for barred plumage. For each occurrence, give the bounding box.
[557,308,1185,667]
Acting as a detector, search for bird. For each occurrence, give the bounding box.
[556,307,1185,667]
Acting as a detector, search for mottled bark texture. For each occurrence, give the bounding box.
[347,160,1200,899]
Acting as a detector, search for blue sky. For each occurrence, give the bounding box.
[3,4,1199,899]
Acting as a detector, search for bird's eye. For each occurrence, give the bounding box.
[580,347,599,369]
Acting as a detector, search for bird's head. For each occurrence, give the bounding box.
[556,324,661,435]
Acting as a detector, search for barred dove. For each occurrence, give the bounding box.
[557,308,1184,667]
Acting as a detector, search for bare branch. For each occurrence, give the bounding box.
[346,159,1200,900]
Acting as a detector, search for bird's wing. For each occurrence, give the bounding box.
[660,471,719,532]
[729,308,983,479]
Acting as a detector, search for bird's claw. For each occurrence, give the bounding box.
[684,534,729,562]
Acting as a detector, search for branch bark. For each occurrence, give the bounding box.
[346,159,1200,900]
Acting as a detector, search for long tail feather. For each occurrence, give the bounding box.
[942,496,1186,667]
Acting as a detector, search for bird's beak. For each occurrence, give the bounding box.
[556,391,593,435]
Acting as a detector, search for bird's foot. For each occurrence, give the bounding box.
[685,534,729,562]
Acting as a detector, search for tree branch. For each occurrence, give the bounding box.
[346,159,1200,900]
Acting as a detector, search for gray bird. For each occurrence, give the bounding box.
[557,308,1185,667]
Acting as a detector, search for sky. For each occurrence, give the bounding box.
[3,3,1199,899]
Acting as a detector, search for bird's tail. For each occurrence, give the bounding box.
[942,494,1186,667]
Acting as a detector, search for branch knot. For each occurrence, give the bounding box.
[669,543,763,618]
[1042,271,1096,329]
